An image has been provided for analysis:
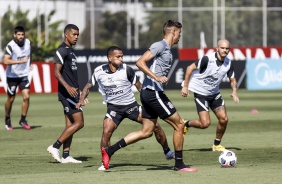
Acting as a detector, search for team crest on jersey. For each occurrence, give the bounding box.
[110,111,116,117]
[167,102,174,109]
[64,107,69,113]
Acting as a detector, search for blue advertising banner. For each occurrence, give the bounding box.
[246,59,282,90]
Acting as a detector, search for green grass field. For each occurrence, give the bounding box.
[1,89,282,184]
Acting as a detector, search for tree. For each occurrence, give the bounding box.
[82,11,133,49]
[1,6,63,61]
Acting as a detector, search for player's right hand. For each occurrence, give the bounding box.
[21,56,29,63]
[67,87,78,97]
[156,76,168,84]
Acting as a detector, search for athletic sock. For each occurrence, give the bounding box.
[214,138,221,146]
[174,150,184,167]
[20,115,26,122]
[53,140,62,149]
[62,150,70,159]
[108,138,127,157]
[164,148,171,155]
[184,120,191,128]
[5,116,10,123]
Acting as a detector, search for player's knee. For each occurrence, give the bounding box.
[23,95,30,102]
[77,121,84,129]
[8,98,15,103]
[219,116,228,124]
[143,131,154,138]
[200,120,210,129]
[153,123,162,132]
[103,128,114,136]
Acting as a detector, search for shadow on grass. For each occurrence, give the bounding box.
[48,156,92,164]
[13,125,42,130]
[76,156,92,162]
[101,163,176,171]
[184,147,242,152]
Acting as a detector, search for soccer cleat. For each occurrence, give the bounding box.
[212,144,226,152]
[61,156,82,164]
[19,120,31,130]
[47,145,61,163]
[174,164,198,172]
[182,119,189,135]
[98,164,106,171]
[98,163,111,171]
[101,147,110,170]
[165,150,175,160]
[5,119,13,130]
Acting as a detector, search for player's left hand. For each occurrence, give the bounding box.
[75,102,83,109]
[230,92,239,103]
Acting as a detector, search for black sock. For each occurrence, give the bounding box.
[174,150,184,167]
[108,138,127,157]
[214,138,221,146]
[184,120,190,128]
[62,150,70,159]
[53,140,62,149]
[164,148,171,155]
[5,116,10,123]
[20,115,26,122]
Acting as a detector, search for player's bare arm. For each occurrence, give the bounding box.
[136,50,168,83]
[29,48,33,71]
[134,81,142,92]
[76,82,93,109]
[230,78,239,103]
[181,63,197,97]
[3,55,29,65]
[54,63,78,98]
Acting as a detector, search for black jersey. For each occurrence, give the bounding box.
[54,42,79,101]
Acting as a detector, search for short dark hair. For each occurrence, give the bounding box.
[107,46,122,57]
[163,20,182,35]
[64,24,79,33]
[14,26,25,33]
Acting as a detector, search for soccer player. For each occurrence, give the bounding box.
[77,46,175,170]
[98,20,197,172]
[3,26,32,130]
[181,39,239,152]
[47,24,87,163]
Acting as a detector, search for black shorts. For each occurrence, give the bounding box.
[60,98,83,116]
[140,89,177,120]
[6,76,30,96]
[194,93,224,112]
[105,101,140,126]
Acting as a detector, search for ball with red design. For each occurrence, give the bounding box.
[218,150,237,167]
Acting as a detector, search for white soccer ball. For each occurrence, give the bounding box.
[218,150,237,167]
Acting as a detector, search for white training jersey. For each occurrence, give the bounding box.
[5,38,31,78]
[90,63,137,105]
[188,52,233,96]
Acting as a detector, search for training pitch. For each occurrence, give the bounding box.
[0,89,281,184]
